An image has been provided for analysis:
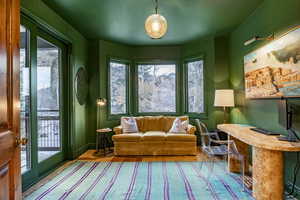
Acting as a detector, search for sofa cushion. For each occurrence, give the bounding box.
[166,133,196,142]
[134,117,146,132]
[121,117,139,133]
[163,116,189,132]
[142,116,165,132]
[142,131,166,141]
[168,118,188,133]
[125,116,190,133]
[112,133,143,142]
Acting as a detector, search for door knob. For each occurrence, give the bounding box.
[16,137,28,147]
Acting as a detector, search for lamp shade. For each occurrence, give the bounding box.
[97,98,107,106]
[214,90,235,107]
[145,14,167,39]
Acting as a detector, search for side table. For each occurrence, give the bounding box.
[96,128,112,156]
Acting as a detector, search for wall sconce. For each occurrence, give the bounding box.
[244,34,274,46]
[97,98,107,107]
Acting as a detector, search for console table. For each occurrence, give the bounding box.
[217,124,300,200]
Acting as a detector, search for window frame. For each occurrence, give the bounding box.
[107,57,130,119]
[183,56,207,118]
[20,24,32,174]
[134,60,180,115]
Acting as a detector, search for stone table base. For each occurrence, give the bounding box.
[253,147,283,200]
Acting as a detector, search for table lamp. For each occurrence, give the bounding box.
[214,89,234,123]
[96,98,107,129]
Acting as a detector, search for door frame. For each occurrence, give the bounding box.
[20,14,73,191]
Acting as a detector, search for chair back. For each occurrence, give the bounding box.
[195,119,210,148]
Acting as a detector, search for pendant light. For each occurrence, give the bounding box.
[145,0,167,39]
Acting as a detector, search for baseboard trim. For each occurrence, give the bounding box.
[73,143,89,158]
[22,160,69,192]
[88,143,96,149]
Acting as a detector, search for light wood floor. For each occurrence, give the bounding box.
[78,149,213,162]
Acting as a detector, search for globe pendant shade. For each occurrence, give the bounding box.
[145,14,167,39]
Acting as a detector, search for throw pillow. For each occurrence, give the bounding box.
[121,117,139,133]
[168,117,188,134]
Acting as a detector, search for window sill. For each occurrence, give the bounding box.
[185,112,208,119]
[107,114,128,121]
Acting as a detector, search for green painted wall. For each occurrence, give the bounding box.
[86,37,229,145]
[132,45,181,60]
[87,40,132,145]
[229,0,300,192]
[21,0,89,158]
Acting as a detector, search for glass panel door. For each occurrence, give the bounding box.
[20,18,68,189]
[36,37,61,163]
[20,25,31,173]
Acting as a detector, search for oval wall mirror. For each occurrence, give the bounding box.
[75,67,88,105]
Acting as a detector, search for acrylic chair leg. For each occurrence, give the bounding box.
[206,156,215,188]
[198,161,204,172]
[198,148,204,172]
[241,158,245,192]
[224,155,228,172]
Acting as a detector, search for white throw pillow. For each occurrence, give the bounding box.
[121,117,139,133]
[168,118,188,134]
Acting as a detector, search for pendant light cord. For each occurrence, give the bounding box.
[154,0,158,14]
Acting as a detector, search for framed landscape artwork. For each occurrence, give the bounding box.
[244,27,300,99]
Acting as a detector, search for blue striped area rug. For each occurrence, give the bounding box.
[24,161,253,200]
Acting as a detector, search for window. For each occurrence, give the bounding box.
[37,37,61,162]
[186,60,204,113]
[109,61,128,115]
[138,64,176,113]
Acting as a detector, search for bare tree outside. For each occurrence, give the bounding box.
[138,64,176,113]
[110,62,127,114]
[187,60,204,113]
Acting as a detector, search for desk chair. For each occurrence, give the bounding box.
[195,119,245,191]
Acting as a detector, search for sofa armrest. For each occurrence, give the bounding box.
[113,125,123,135]
[187,124,196,135]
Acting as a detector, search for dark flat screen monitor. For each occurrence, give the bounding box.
[277,99,300,141]
[288,101,300,133]
[278,99,289,129]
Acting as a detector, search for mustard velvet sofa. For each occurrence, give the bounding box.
[112,116,197,156]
